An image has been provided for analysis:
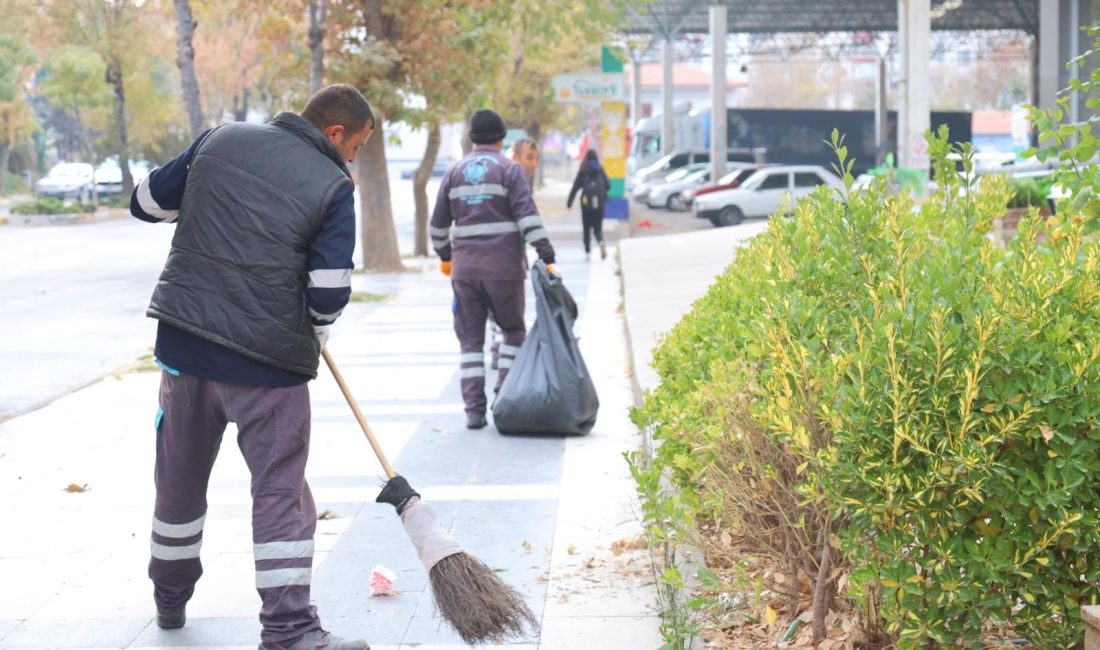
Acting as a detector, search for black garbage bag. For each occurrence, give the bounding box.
[492,261,598,435]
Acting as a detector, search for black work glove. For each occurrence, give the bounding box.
[376,475,420,515]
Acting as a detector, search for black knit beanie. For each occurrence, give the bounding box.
[469,109,507,144]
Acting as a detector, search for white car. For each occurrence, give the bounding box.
[693,165,843,227]
[94,158,151,195]
[632,163,708,205]
[646,167,711,210]
[35,162,95,202]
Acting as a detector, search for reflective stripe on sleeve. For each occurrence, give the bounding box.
[523,227,549,243]
[498,344,520,356]
[256,567,312,589]
[310,306,344,322]
[308,268,352,289]
[516,215,543,231]
[460,353,484,363]
[152,515,206,538]
[136,176,179,222]
[460,366,486,378]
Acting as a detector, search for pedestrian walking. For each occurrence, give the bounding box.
[567,148,611,260]
[490,136,542,369]
[431,110,557,430]
[130,84,375,650]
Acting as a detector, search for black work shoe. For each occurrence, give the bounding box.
[259,629,369,649]
[466,412,487,429]
[156,606,186,630]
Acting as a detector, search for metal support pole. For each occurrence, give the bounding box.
[710,5,728,181]
[662,36,674,155]
[897,0,930,173]
[631,57,642,135]
[874,56,887,166]
[1038,0,1063,115]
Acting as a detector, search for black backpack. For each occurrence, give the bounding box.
[581,171,603,208]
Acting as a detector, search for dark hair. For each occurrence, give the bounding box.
[513,137,539,154]
[584,149,599,163]
[301,84,375,134]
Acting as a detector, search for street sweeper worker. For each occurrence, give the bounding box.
[130,84,375,650]
[430,109,556,430]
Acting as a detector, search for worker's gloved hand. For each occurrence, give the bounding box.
[440,260,452,277]
[313,325,331,350]
[376,475,421,515]
[546,263,561,277]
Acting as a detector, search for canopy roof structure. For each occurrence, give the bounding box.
[624,0,1039,37]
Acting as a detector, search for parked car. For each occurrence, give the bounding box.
[629,147,766,191]
[693,165,843,227]
[94,158,151,195]
[678,164,766,211]
[646,166,711,210]
[35,162,95,202]
[400,159,451,180]
[631,163,707,205]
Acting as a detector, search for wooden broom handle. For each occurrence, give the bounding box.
[322,348,397,479]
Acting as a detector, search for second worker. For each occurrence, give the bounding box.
[430,109,557,430]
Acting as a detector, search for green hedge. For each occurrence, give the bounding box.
[11,197,95,215]
[634,129,1100,647]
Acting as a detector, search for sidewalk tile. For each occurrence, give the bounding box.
[538,615,662,649]
[0,618,150,649]
[128,617,258,648]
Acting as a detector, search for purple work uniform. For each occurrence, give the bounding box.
[430,145,556,417]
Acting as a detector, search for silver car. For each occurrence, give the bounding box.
[35,162,95,202]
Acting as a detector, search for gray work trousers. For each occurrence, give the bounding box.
[149,369,321,644]
[452,278,525,415]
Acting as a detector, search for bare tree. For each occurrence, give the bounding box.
[412,119,441,256]
[173,0,204,139]
[307,0,328,94]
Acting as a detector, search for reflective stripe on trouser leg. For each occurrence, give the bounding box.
[453,279,490,415]
[149,370,229,613]
[231,382,320,645]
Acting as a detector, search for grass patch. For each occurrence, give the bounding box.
[349,291,389,303]
[115,352,159,376]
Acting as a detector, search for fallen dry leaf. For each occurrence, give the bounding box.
[317,510,338,520]
[566,544,577,555]
[64,483,89,493]
[521,540,532,552]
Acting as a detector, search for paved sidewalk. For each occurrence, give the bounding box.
[0,244,660,648]
[619,220,769,397]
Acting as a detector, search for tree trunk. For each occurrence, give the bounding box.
[105,61,133,197]
[412,119,441,257]
[173,0,204,140]
[0,144,8,197]
[357,117,403,272]
[811,527,834,642]
[232,89,250,122]
[308,0,328,94]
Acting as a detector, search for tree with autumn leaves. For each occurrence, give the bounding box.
[12,0,628,270]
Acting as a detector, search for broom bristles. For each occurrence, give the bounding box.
[429,551,539,645]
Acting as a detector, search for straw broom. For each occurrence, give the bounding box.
[322,349,538,644]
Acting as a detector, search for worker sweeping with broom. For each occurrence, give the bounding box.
[131,84,376,650]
